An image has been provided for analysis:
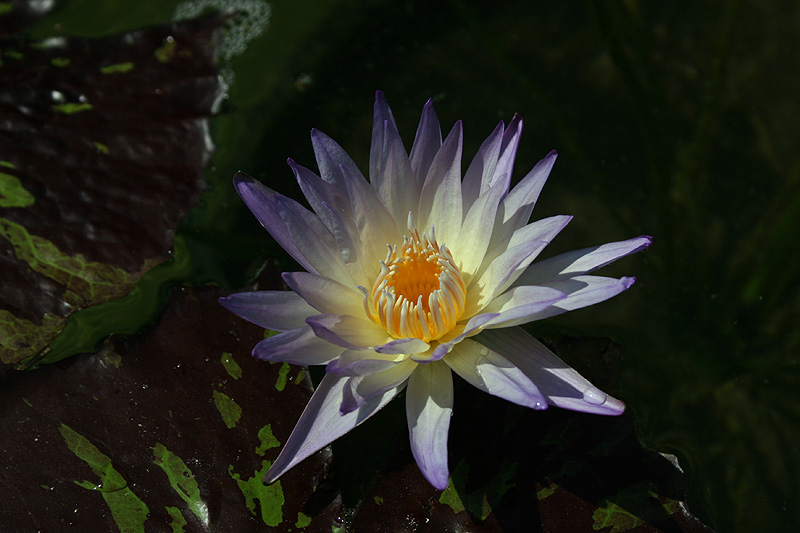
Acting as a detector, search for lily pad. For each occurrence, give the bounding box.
[0,13,225,369]
[0,284,342,531]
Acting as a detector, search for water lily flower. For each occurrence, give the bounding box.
[220,91,651,490]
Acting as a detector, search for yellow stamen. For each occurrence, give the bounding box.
[365,226,466,342]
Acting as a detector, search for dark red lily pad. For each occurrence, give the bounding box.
[0,14,224,368]
[0,282,345,531]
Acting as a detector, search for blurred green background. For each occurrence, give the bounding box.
[2,1,799,531]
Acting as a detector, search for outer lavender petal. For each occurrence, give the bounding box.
[406,360,453,490]
[446,338,548,409]
[418,121,464,245]
[516,235,654,286]
[282,272,364,317]
[477,327,625,415]
[409,98,442,188]
[252,326,344,366]
[461,121,504,210]
[493,114,524,198]
[340,359,417,413]
[218,291,316,331]
[370,91,419,228]
[263,373,402,484]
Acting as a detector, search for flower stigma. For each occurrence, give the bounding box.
[365,222,466,343]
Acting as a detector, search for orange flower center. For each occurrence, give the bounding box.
[367,228,466,342]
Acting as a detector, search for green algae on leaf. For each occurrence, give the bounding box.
[0,218,155,309]
[0,172,34,207]
[51,102,93,114]
[255,424,280,456]
[165,506,187,532]
[295,512,312,528]
[274,361,290,391]
[592,483,683,533]
[220,351,242,380]
[100,61,134,74]
[0,309,65,365]
[212,390,242,429]
[153,443,209,526]
[59,424,150,532]
[229,461,284,527]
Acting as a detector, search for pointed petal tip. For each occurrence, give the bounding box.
[375,89,386,101]
[430,475,450,491]
[262,468,280,485]
[233,171,253,186]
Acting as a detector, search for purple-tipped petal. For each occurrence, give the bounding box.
[453,181,506,281]
[477,215,572,298]
[461,121,504,210]
[373,337,430,355]
[218,290,316,332]
[471,285,568,330]
[370,92,419,227]
[340,359,417,413]
[326,349,405,377]
[233,173,312,274]
[419,121,463,245]
[494,114,523,197]
[494,150,557,239]
[263,372,402,484]
[311,128,362,189]
[306,314,393,351]
[477,327,625,415]
[409,98,442,188]
[517,235,653,285]
[446,338,547,409]
[290,158,353,229]
[406,361,453,490]
[252,326,343,366]
[464,239,552,318]
[509,275,636,324]
[282,272,364,317]
[312,129,398,262]
[272,195,353,286]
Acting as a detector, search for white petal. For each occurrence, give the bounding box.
[461,121,504,211]
[471,285,568,330]
[463,239,551,318]
[516,236,653,285]
[218,290,316,332]
[263,373,402,484]
[499,150,557,229]
[419,121,463,245]
[252,326,344,366]
[493,114,524,197]
[409,98,442,188]
[452,182,505,283]
[273,194,353,286]
[511,276,636,323]
[406,361,453,490]
[370,92,419,229]
[477,328,625,415]
[282,272,364,318]
[445,338,547,409]
[306,314,393,351]
[340,359,418,413]
[473,215,572,301]
[326,349,406,377]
